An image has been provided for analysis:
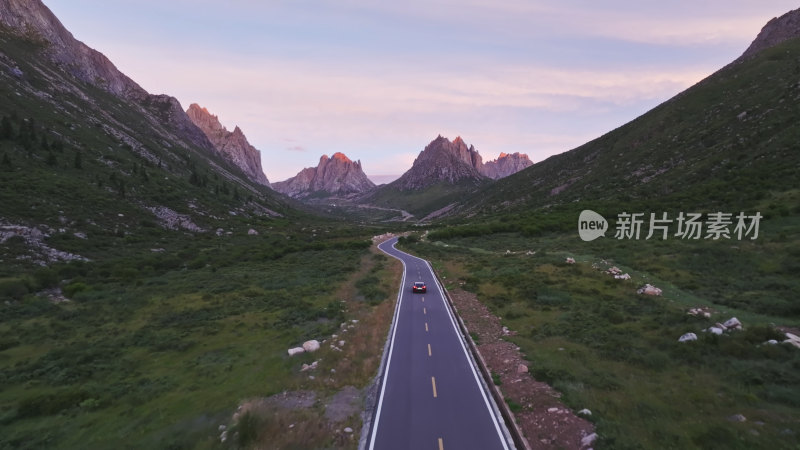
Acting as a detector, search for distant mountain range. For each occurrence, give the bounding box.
[390,135,532,191]
[273,152,375,198]
[361,135,532,217]
[482,152,533,180]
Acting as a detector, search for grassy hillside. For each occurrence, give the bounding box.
[0,29,401,449]
[363,179,488,219]
[460,37,800,216]
[397,35,800,450]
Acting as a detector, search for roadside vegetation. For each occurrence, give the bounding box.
[399,212,800,448]
[0,228,381,448]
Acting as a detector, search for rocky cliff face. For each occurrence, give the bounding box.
[736,8,800,62]
[273,153,375,197]
[481,152,533,179]
[392,135,486,190]
[0,0,144,98]
[0,0,215,154]
[186,104,269,186]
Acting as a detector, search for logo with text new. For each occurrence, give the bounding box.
[578,210,608,241]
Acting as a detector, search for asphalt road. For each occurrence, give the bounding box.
[368,237,512,450]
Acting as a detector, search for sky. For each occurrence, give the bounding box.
[45,1,798,184]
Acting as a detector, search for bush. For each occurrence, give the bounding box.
[235,411,262,447]
[17,389,89,418]
[32,268,58,290]
[63,282,88,297]
[0,278,30,300]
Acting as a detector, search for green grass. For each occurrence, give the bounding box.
[401,230,800,449]
[0,237,370,449]
[363,180,487,218]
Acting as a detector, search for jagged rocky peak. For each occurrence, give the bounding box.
[736,7,800,62]
[185,104,270,186]
[272,152,375,198]
[481,152,533,179]
[186,104,225,133]
[392,135,485,190]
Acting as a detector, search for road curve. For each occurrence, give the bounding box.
[368,237,512,450]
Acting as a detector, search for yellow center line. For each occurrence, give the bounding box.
[438,438,444,450]
[427,343,432,356]
[425,322,429,332]
[431,376,438,398]
[423,307,427,315]
[422,297,425,302]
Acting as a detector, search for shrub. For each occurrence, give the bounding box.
[63,282,88,297]
[0,278,29,300]
[17,390,89,418]
[32,268,58,290]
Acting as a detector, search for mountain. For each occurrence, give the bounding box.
[393,135,485,190]
[448,8,800,219]
[360,136,491,218]
[735,7,800,63]
[0,0,215,154]
[0,4,381,449]
[480,152,533,179]
[273,152,375,197]
[185,104,269,186]
[0,0,294,258]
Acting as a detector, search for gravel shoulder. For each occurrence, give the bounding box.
[449,288,596,449]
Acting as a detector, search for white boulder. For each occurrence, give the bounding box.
[637,284,663,296]
[581,433,598,447]
[578,408,592,416]
[565,257,576,264]
[679,333,698,343]
[248,228,259,236]
[707,327,724,335]
[784,333,800,349]
[723,317,742,330]
[302,340,321,352]
[728,414,747,422]
[301,361,319,372]
[287,347,305,356]
[615,273,631,280]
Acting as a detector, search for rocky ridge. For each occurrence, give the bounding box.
[0,0,215,154]
[273,153,375,197]
[186,104,269,186]
[392,135,485,190]
[736,8,800,63]
[391,135,531,190]
[481,152,533,179]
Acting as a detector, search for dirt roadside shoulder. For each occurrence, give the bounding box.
[449,288,596,449]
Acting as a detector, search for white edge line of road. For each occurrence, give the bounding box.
[426,259,511,450]
[368,238,407,450]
